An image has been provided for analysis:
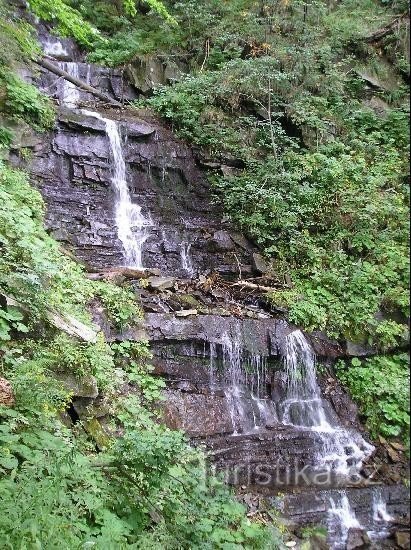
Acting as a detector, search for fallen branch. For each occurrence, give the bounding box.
[363,12,409,43]
[86,267,160,281]
[230,280,284,293]
[35,57,123,108]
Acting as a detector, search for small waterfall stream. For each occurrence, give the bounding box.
[328,493,362,549]
[215,328,373,480]
[281,331,374,478]
[82,110,152,268]
[209,328,277,435]
[59,62,80,107]
[44,39,152,269]
[180,241,195,277]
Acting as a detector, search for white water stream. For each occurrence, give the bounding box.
[210,328,277,435]
[282,330,374,477]
[328,493,362,549]
[82,111,152,268]
[59,62,81,108]
[180,241,195,277]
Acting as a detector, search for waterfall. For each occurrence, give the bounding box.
[210,328,277,435]
[82,110,151,268]
[366,489,394,541]
[281,330,374,477]
[59,62,80,107]
[180,241,195,277]
[327,493,362,550]
[44,39,68,58]
[281,330,332,430]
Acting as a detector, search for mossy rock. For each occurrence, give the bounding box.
[83,417,111,450]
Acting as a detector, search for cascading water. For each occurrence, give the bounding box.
[281,330,332,430]
[209,328,277,435]
[59,62,80,108]
[82,111,152,268]
[43,39,68,58]
[367,489,394,541]
[327,493,362,549]
[180,241,195,277]
[281,330,374,478]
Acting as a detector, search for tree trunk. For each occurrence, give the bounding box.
[35,57,123,108]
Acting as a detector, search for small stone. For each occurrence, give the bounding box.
[175,309,198,317]
[0,377,14,407]
[387,445,401,463]
[395,531,410,550]
[285,542,297,548]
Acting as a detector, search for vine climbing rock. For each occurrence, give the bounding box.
[0,378,14,407]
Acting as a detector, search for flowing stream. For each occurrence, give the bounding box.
[82,110,152,268]
[47,45,152,269]
[210,328,277,435]
[281,330,374,478]
[327,493,362,549]
[37,34,405,548]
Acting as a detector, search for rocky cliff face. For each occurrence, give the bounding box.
[10,23,409,549]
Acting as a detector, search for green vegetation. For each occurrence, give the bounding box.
[0,156,275,547]
[0,3,279,543]
[0,0,409,544]
[143,0,409,349]
[336,354,410,447]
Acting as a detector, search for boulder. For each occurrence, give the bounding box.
[395,531,410,550]
[252,252,269,275]
[346,528,371,550]
[345,340,377,357]
[147,276,176,291]
[55,373,99,399]
[0,378,14,407]
[211,230,235,251]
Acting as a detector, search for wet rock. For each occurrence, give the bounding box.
[395,531,410,550]
[162,390,233,436]
[252,253,270,275]
[211,230,235,251]
[345,340,377,357]
[0,377,14,407]
[346,528,371,549]
[55,373,99,398]
[147,276,176,291]
[125,120,156,138]
[58,109,107,133]
[310,331,344,358]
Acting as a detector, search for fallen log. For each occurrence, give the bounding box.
[86,267,161,281]
[230,280,286,293]
[35,57,123,108]
[363,12,409,43]
[5,294,98,342]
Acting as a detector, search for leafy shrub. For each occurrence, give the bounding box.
[0,70,55,131]
[93,280,141,330]
[336,354,410,447]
